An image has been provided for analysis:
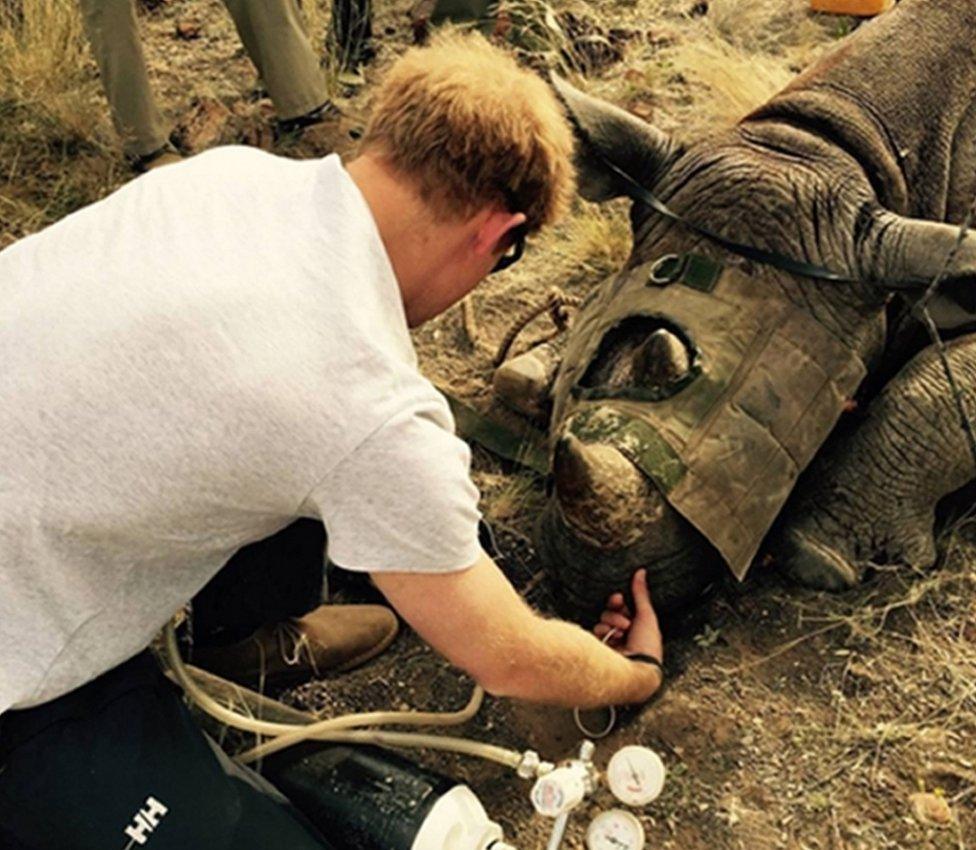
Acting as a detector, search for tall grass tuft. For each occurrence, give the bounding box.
[706,0,830,54]
[0,0,116,243]
[667,40,795,124]
[0,0,108,146]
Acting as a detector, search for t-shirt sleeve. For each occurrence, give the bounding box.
[305,394,483,573]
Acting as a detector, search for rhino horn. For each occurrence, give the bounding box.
[552,432,666,549]
[633,328,691,388]
[550,73,680,204]
[865,211,976,328]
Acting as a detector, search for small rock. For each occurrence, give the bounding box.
[175,20,203,40]
[172,98,230,153]
[909,791,953,826]
[629,99,654,120]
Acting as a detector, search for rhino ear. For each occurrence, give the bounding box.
[551,73,678,203]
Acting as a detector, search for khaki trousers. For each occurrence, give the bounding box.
[79,0,328,157]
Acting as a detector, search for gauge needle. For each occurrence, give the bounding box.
[627,759,642,787]
[605,835,628,849]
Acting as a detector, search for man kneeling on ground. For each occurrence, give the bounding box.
[0,32,663,850]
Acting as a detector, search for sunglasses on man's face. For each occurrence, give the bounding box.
[490,224,528,275]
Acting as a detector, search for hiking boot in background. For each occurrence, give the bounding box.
[191,603,398,690]
[131,142,183,174]
[274,101,345,156]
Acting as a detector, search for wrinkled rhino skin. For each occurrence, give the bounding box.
[509,0,976,620]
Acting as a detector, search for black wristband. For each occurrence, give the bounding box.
[627,653,665,677]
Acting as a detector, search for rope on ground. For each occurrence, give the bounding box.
[493,287,581,367]
[460,295,481,349]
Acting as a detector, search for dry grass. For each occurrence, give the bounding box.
[3,0,974,846]
[297,0,349,96]
[0,0,117,245]
[665,40,794,123]
[479,467,547,529]
[749,535,976,848]
[544,198,633,277]
[706,0,830,54]
[504,0,600,75]
[0,0,103,139]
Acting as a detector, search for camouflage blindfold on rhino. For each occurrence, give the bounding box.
[549,253,867,579]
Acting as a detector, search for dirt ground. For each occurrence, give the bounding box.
[2,0,975,847]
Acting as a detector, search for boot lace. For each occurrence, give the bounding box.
[273,619,321,678]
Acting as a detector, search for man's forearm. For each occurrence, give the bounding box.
[372,554,661,710]
[483,615,661,708]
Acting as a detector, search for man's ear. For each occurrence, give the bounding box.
[474,211,527,259]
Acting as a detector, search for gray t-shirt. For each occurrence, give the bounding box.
[0,148,482,713]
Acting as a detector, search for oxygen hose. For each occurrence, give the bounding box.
[162,622,526,770]
[236,725,524,767]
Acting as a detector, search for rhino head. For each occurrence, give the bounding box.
[522,0,976,619]
[537,308,724,617]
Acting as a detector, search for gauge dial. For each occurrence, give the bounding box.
[586,809,645,850]
[606,745,666,807]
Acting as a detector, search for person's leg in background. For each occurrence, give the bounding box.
[0,653,336,850]
[78,0,178,168]
[191,519,398,690]
[409,0,495,52]
[330,0,372,72]
[221,0,333,136]
[429,0,493,29]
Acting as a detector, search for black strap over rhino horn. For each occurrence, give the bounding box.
[597,152,857,283]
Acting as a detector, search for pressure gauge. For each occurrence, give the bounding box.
[586,809,645,850]
[605,746,666,807]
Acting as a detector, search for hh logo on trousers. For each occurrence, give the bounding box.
[123,796,168,847]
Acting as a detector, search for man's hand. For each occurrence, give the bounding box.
[593,569,663,663]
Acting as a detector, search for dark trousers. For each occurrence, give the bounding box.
[0,653,334,850]
[330,0,372,69]
[328,0,495,70]
[192,518,327,647]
